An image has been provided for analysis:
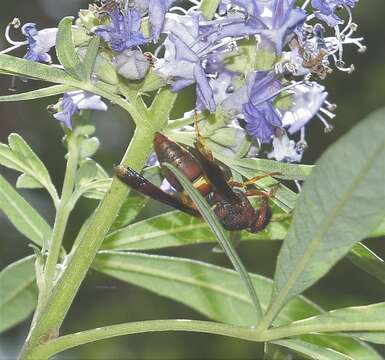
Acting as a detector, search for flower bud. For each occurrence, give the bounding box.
[113,50,149,81]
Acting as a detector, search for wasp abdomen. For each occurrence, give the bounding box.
[154,132,202,191]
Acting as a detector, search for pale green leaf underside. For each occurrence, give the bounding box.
[93,251,381,359]
[270,109,385,320]
[0,84,74,102]
[347,243,385,284]
[0,53,72,84]
[0,256,37,333]
[0,175,51,246]
[110,195,148,232]
[273,339,353,360]
[283,303,385,341]
[102,210,289,250]
[56,17,88,80]
[0,133,58,201]
[232,158,314,181]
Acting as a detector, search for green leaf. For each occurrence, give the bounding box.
[272,339,353,360]
[140,71,167,93]
[0,175,52,246]
[102,210,289,250]
[0,133,58,201]
[350,333,385,345]
[56,17,87,80]
[75,160,98,187]
[82,37,100,80]
[110,195,148,232]
[0,84,74,102]
[266,109,385,326]
[0,256,37,333]
[0,54,72,84]
[231,158,314,181]
[282,303,385,341]
[370,218,385,237]
[82,179,112,200]
[93,251,381,359]
[79,137,100,160]
[16,174,43,189]
[163,162,263,318]
[347,243,385,284]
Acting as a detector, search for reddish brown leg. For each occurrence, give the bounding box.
[246,184,279,199]
[245,189,271,197]
[243,172,281,186]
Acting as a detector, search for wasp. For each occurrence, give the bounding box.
[115,132,279,233]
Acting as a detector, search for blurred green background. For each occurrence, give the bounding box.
[0,1,384,359]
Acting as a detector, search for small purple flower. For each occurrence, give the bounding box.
[311,0,358,27]
[93,9,147,52]
[257,0,307,54]
[21,23,57,62]
[244,101,282,144]
[268,131,303,162]
[157,12,265,112]
[53,91,107,129]
[281,83,332,134]
[148,0,177,41]
[2,20,57,63]
[223,71,283,144]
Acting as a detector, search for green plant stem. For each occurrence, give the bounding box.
[43,137,78,296]
[26,318,385,359]
[18,128,155,360]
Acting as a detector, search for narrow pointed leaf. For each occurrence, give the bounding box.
[4,133,58,200]
[0,256,37,333]
[56,17,87,80]
[347,243,385,284]
[350,333,385,345]
[16,174,43,189]
[83,37,100,80]
[110,195,148,232]
[102,210,289,250]
[280,303,385,338]
[0,85,74,102]
[370,218,385,238]
[93,251,381,359]
[266,109,385,325]
[0,175,51,246]
[232,158,314,181]
[0,54,72,84]
[163,162,263,318]
[272,339,353,360]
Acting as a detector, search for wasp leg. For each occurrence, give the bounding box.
[243,172,281,186]
[194,111,215,162]
[245,184,279,199]
[245,189,270,198]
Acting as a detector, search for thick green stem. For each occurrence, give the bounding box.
[19,127,155,360]
[25,317,385,359]
[27,320,263,359]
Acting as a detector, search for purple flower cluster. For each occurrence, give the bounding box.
[1,0,364,163]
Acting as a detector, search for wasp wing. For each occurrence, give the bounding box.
[115,165,200,217]
[194,140,240,204]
